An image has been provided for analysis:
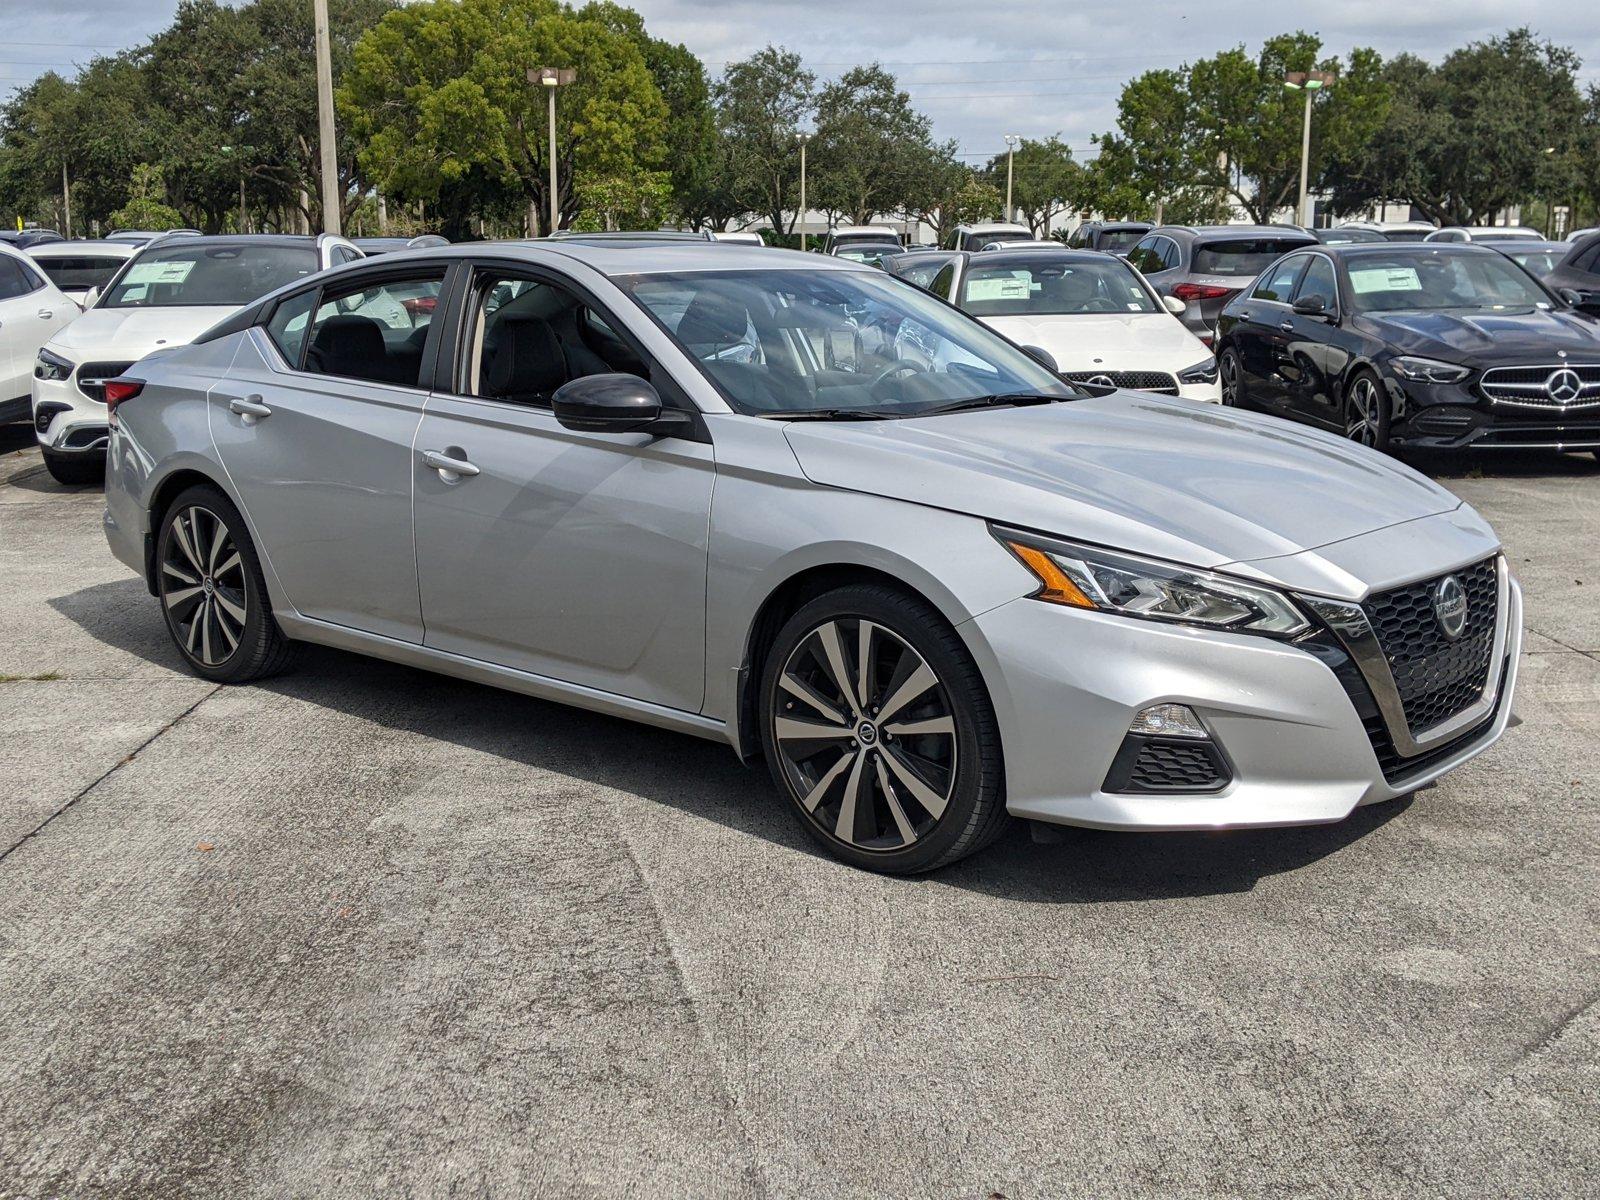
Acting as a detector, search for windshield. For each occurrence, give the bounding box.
[1193,238,1316,276]
[1503,249,1561,277]
[102,243,318,309]
[835,245,901,264]
[958,258,1157,316]
[1319,229,1385,244]
[619,268,1075,417]
[1099,228,1147,250]
[34,255,127,292]
[1346,250,1554,313]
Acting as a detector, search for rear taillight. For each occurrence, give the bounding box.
[103,378,144,425]
[1173,283,1233,301]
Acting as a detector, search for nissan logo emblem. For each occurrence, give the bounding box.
[1433,575,1468,641]
[1545,368,1583,403]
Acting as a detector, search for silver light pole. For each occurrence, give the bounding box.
[1283,71,1334,227]
[1004,134,1020,224]
[530,68,576,235]
[797,132,811,251]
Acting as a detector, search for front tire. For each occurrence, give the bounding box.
[42,448,104,486]
[759,584,1008,874]
[155,484,294,683]
[1344,369,1391,451]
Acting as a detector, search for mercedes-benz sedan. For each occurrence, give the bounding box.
[102,240,1522,874]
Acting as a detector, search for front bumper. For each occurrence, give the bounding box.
[966,576,1522,831]
[1387,373,1600,451]
[1177,380,1222,404]
[33,372,109,455]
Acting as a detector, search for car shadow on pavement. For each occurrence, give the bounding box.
[1409,447,1600,479]
[51,576,1410,903]
[0,424,37,456]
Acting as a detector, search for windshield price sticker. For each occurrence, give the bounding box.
[966,275,1033,301]
[1349,266,1421,294]
[123,260,196,286]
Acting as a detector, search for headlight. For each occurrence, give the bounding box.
[997,529,1309,637]
[1177,357,1218,384]
[1389,355,1470,384]
[35,348,74,382]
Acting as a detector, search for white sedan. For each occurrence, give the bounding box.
[912,247,1220,402]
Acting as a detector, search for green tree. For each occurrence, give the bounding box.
[811,64,936,225]
[342,0,669,237]
[986,135,1081,236]
[1326,30,1582,225]
[108,163,185,230]
[714,46,814,234]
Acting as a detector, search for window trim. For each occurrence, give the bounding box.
[1291,252,1343,318]
[1251,253,1313,305]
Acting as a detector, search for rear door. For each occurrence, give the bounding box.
[1229,254,1309,409]
[0,253,71,407]
[209,263,450,642]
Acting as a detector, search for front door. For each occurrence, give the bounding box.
[412,264,715,714]
[209,267,447,643]
[1231,254,1308,409]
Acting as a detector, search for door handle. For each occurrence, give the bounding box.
[1278,320,1294,332]
[422,449,480,481]
[229,395,272,425]
[37,309,53,319]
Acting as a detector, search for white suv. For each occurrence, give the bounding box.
[0,244,78,429]
[33,232,359,484]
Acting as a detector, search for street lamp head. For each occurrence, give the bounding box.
[529,67,576,88]
[797,131,812,144]
[1283,70,1336,91]
[1004,134,1020,147]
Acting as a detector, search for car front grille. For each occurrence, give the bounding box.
[1061,370,1179,395]
[1362,557,1499,737]
[1480,364,1600,409]
[76,360,135,404]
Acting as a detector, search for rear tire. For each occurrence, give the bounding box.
[1218,347,1247,408]
[42,449,104,486]
[155,484,295,683]
[759,583,1008,874]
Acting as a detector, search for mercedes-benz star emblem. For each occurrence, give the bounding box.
[1546,368,1583,404]
[1433,575,1468,641]
[1085,374,1115,388]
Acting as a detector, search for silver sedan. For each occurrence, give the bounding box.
[101,239,1521,873]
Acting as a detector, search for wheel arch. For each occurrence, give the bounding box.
[141,464,238,594]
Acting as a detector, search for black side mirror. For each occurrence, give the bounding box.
[551,373,689,436]
[1292,295,1331,318]
[1021,344,1058,372]
[1560,287,1600,315]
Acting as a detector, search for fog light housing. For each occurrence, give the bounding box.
[1129,703,1208,739]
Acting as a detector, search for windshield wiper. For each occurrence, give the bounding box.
[912,392,1069,417]
[766,408,900,421]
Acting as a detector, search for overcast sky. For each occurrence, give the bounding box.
[3,0,1597,165]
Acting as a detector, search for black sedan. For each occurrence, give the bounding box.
[1546,230,1600,303]
[1215,242,1600,454]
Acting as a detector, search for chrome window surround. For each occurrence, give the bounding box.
[1300,555,1509,759]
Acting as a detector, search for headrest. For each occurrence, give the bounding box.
[485,314,567,399]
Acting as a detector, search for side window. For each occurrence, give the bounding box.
[1253,256,1307,302]
[266,289,319,366]
[929,263,957,298]
[302,272,443,387]
[1294,257,1339,312]
[332,245,360,265]
[1126,239,1160,273]
[465,270,646,407]
[0,256,40,300]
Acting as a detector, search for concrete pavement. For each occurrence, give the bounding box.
[0,426,1595,1198]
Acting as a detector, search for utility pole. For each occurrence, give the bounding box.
[1283,71,1335,227]
[1004,134,1019,224]
[797,132,811,251]
[61,161,71,239]
[529,68,576,235]
[313,0,341,234]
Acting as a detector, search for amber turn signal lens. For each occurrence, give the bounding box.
[1006,542,1097,609]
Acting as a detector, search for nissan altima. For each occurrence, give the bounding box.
[101,240,1522,873]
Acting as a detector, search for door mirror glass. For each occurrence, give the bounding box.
[552,373,683,435]
[1162,294,1187,315]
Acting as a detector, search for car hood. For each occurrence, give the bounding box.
[1358,307,1600,364]
[46,305,235,360]
[783,393,1461,572]
[981,312,1209,373]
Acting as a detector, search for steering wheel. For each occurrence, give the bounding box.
[869,359,926,395]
